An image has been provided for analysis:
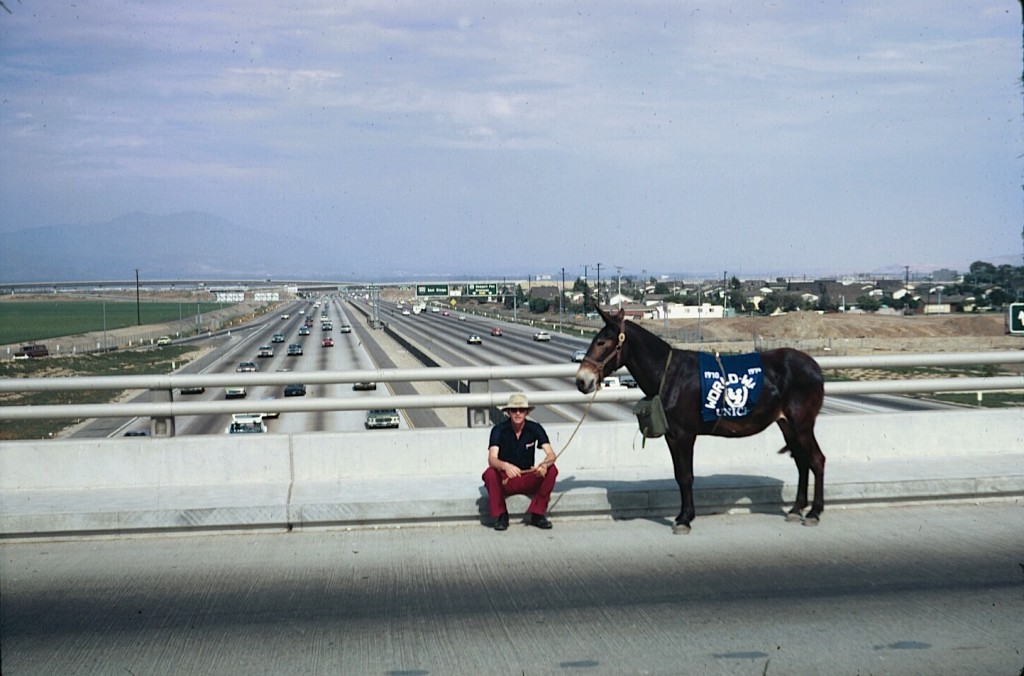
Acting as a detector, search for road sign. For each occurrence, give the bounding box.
[416,284,449,297]
[463,283,498,297]
[1008,303,1024,335]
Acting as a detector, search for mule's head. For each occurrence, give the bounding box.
[574,303,626,394]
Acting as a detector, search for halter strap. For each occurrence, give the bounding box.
[582,312,627,377]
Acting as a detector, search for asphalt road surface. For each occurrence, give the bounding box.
[2,502,1020,675]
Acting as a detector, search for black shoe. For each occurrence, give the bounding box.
[493,513,509,531]
[529,514,552,530]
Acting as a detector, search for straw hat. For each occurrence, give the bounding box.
[499,392,534,413]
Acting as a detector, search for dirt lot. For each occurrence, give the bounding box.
[647,311,1021,356]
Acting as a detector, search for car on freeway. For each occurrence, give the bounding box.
[365,408,400,429]
[287,343,303,356]
[533,331,551,342]
[402,309,411,316]
[467,334,482,345]
[258,398,280,418]
[441,310,450,316]
[353,381,377,391]
[283,383,307,397]
[226,413,266,434]
[280,314,290,320]
[257,345,274,358]
[571,349,587,362]
[321,337,334,347]
[458,314,467,321]
[339,324,352,333]
[298,326,310,336]
[124,430,149,437]
[179,385,205,395]
[321,321,333,331]
[601,376,627,390]
[225,386,247,399]
[156,336,172,346]
[618,373,638,388]
[490,327,503,337]
[271,333,285,343]
[236,361,258,372]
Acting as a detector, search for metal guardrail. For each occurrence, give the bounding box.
[0,351,1021,421]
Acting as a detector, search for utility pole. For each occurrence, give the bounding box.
[596,262,602,308]
[135,269,141,325]
[616,265,623,308]
[560,267,565,333]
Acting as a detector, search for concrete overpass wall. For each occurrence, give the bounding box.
[1,409,1021,536]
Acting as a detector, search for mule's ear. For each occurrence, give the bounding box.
[594,302,622,325]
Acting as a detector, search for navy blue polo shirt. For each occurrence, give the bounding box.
[489,419,550,470]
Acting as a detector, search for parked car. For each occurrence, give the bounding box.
[490,327,503,336]
[226,413,266,434]
[257,345,274,358]
[321,337,334,347]
[533,331,551,342]
[353,381,377,391]
[284,383,307,397]
[467,334,482,345]
[287,343,303,356]
[156,336,172,346]
[365,408,400,429]
[571,349,587,362]
[236,361,258,372]
[272,333,286,343]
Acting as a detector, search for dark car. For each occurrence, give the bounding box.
[236,361,258,373]
[353,381,377,391]
[284,383,307,397]
[287,343,303,356]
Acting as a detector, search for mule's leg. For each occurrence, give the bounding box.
[777,419,826,525]
[802,428,826,524]
[666,431,697,534]
[776,420,810,521]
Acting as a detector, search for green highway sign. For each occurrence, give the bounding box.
[1009,303,1024,335]
[416,284,449,297]
[464,283,498,297]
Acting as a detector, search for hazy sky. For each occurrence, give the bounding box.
[1,1,1020,280]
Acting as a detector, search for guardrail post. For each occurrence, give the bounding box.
[467,379,493,428]
[149,389,176,437]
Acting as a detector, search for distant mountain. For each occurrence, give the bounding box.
[0,212,321,282]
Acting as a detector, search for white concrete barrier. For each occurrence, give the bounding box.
[0,409,1021,536]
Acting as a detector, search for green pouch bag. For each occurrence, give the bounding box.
[633,395,668,440]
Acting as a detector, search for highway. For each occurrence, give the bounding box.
[81,295,957,438]
[2,502,1019,675]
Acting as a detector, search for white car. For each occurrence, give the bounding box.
[571,349,587,362]
[467,334,482,345]
[226,413,266,434]
[533,331,551,342]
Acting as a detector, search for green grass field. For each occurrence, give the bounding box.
[0,301,228,344]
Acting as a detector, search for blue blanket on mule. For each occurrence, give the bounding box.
[699,352,765,422]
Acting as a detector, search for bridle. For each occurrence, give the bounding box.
[582,313,627,380]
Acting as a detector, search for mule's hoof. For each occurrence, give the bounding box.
[785,512,803,523]
[803,517,820,527]
[672,523,692,535]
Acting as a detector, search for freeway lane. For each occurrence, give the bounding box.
[2,502,1019,675]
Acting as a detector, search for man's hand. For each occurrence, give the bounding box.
[532,464,547,478]
[504,464,522,479]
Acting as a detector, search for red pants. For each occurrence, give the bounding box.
[482,465,559,518]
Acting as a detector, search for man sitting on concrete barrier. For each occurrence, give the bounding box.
[482,393,559,531]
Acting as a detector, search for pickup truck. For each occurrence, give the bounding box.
[601,376,627,390]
